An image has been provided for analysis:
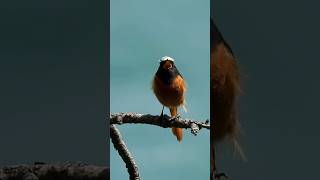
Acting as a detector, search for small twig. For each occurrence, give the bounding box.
[110,125,140,180]
[110,112,210,136]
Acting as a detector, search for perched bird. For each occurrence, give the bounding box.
[152,56,186,142]
[210,19,243,179]
[211,20,240,143]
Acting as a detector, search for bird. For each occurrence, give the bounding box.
[210,19,243,179]
[152,56,186,142]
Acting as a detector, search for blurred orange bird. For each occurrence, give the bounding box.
[152,56,186,142]
[211,19,243,179]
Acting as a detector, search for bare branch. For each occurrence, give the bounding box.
[109,112,210,179]
[110,125,140,180]
[110,112,210,136]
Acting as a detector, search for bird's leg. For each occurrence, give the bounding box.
[159,106,165,126]
[160,106,164,117]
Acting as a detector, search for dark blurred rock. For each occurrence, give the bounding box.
[0,162,109,180]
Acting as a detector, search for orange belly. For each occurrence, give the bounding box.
[152,75,185,108]
[211,42,240,142]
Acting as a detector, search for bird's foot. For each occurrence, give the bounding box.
[159,112,164,119]
[214,172,229,180]
[158,112,166,127]
[159,106,165,120]
[169,114,181,122]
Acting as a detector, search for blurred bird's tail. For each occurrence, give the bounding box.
[231,138,247,161]
[229,120,247,161]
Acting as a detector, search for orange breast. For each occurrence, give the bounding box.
[211,42,240,142]
[152,75,185,108]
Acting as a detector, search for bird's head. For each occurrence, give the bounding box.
[159,56,175,71]
[155,56,182,83]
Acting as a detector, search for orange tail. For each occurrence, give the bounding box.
[170,107,183,142]
[172,127,183,142]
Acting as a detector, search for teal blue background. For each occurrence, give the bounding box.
[110,0,209,179]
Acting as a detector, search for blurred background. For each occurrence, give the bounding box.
[213,0,320,179]
[110,0,210,179]
[0,1,108,166]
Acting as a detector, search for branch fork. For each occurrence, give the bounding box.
[110,112,210,179]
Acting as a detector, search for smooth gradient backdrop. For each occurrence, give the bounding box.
[110,0,210,179]
[213,0,320,179]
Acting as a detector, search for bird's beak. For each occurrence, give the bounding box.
[163,61,173,70]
